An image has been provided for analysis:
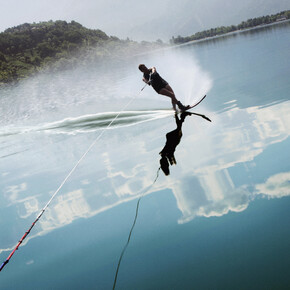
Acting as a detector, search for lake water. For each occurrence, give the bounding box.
[1,22,290,289]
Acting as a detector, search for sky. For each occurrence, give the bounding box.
[0,0,290,41]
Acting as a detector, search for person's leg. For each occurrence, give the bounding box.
[158,86,177,102]
[158,85,178,110]
[158,85,188,111]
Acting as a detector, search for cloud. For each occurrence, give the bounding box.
[255,172,290,198]
[172,173,250,224]
[4,183,27,203]
[19,197,40,219]
[192,101,290,175]
[39,189,91,231]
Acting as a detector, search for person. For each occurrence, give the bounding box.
[138,64,190,111]
[159,112,191,175]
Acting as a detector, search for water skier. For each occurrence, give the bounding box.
[138,64,190,111]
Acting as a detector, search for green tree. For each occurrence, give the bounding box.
[37,43,57,58]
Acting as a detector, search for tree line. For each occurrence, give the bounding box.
[0,20,162,84]
[171,10,290,44]
[1,10,289,84]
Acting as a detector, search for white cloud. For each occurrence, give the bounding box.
[2,0,289,41]
[39,189,91,231]
[4,183,27,203]
[256,172,290,198]
[19,197,40,219]
[172,171,250,224]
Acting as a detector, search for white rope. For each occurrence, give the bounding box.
[0,85,148,273]
[42,85,146,214]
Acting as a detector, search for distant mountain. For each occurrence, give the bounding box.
[125,0,290,40]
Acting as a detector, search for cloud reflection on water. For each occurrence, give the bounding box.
[256,172,290,198]
[1,100,290,253]
[173,100,290,223]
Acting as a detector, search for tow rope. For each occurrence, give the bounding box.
[113,167,161,290]
[0,84,147,272]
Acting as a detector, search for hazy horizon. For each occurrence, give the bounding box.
[1,0,290,41]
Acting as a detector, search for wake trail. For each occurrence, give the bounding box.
[0,109,173,137]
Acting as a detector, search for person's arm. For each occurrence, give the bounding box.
[147,67,157,84]
[143,68,155,85]
[142,77,151,85]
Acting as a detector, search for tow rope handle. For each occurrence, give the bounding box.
[0,260,9,272]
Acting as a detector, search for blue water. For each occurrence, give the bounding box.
[0,22,290,289]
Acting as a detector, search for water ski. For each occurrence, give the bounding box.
[179,95,211,122]
[189,112,211,122]
[182,95,207,111]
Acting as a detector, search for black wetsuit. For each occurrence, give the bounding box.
[144,68,168,93]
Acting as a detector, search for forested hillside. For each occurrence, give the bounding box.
[0,20,161,84]
[1,10,289,84]
[171,10,290,44]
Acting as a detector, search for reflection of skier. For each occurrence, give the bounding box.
[159,112,211,176]
[138,64,190,111]
[159,112,190,175]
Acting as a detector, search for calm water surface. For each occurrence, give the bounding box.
[1,22,290,289]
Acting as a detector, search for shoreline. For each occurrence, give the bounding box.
[171,19,290,48]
